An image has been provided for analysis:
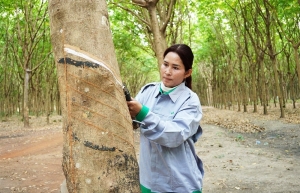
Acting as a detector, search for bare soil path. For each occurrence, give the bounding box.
[0,106,299,193]
[0,117,64,193]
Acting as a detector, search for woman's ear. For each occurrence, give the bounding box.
[184,69,192,78]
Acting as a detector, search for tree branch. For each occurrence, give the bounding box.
[161,0,175,32]
[132,0,148,7]
[32,52,52,72]
[111,2,151,28]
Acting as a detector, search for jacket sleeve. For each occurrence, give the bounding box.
[140,93,202,148]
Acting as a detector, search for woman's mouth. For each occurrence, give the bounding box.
[163,77,172,81]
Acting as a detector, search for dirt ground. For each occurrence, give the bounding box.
[0,104,299,193]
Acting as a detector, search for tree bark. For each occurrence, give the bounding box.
[48,0,139,192]
[23,69,31,127]
[292,44,300,87]
[261,0,285,118]
[256,50,268,115]
[131,0,173,67]
[147,3,167,66]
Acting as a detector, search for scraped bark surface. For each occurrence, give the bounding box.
[48,0,139,192]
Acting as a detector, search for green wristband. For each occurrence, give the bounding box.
[136,105,149,122]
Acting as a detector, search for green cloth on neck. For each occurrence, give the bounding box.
[159,87,176,95]
[160,82,178,95]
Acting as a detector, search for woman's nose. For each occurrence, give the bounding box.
[165,67,171,75]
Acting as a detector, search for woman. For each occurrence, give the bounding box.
[127,44,204,193]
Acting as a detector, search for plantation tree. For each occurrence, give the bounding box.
[110,0,194,68]
[127,0,173,66]
[276,0,300,89]
[108,0,203,98]
[0,0,59,120]
[0,17,13,117]
[255,0,285,117]
[6,0,51,126]
[230,7,249,112]
[194,0,300,115]
[48,0,139,192]
[108,1,210,109]
[236,0,268,114]
[108,5,159,96]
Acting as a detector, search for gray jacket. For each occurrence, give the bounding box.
[136,82,204,193]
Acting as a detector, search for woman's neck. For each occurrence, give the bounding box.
[160,82,178,94]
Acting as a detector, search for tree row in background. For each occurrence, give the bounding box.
[0,0,299,126]
[193,0,300,118]
[0,0,60,126]
[110,0,300,118]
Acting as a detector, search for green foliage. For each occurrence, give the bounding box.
[108,2,159,95]
[1,0,299,116]
[0,0,56,117]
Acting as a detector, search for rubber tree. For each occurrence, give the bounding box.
[111,0,176,68]
[256,0,285,118]
[48,0,139,192]
[8,0,51,127]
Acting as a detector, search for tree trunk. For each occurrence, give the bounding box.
[48,0,139,192]
[23,69,31,128]
[131,0,173,67]
[258,52,268,115]
[148,4,167,66]
[261,0,285,118]
[292,45,300,88]
[250,64,258,112]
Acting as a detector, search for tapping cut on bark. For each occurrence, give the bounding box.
[48,0,139,192]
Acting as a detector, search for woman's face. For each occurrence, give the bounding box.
[160,52,192,88]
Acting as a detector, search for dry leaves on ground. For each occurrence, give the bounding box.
[201,104,300,133]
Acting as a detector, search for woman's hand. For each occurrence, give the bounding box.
[126,99,142,118]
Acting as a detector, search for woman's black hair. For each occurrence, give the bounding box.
[163,44,194,89]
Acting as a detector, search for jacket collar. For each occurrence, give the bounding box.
[155,82,188,103]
